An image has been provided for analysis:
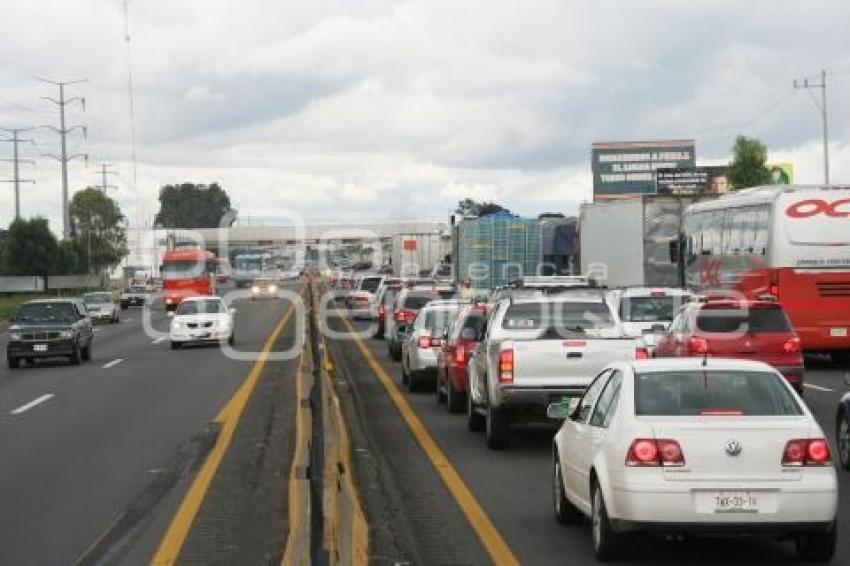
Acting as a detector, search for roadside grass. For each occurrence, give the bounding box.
[0,293,49,322]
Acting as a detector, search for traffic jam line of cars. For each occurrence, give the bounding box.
[327,272,847,562]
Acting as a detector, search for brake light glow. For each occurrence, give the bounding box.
[687,337,709,355]
[563,340,586,347]
[783,336,802,354]
[455,347,466,365]
[626,439,685,467]
[417,336,441,349]
[498,348,514,383]
[782,439,831,466]
[635,347,649,360]
[699,409,743,416]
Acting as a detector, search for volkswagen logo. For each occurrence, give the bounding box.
[724,440,743,457]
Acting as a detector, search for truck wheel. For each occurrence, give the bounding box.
[69,345,82,366]
[795,522,837,563]
[81,341,92,361]
[485,404,510,449]
[447,378,465,414]
[467,392,484,431]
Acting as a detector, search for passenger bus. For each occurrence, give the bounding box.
[160,248,218,310]
[679,185,850,361]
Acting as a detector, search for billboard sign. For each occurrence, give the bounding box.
[656,165,730,196]
[591,140,696,198]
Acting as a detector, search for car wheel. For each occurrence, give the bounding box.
[447,377,465,414]
[467,390,485,432]
[407,366,419,393]
[228,332,235,346]
[7,356,20,370]
[553,452,583,525]
[81,341,92,361]
[485,403,510,449]
[69,345,82,366]
[171,341,181,350]
[436,369,447,404]
[591,481,620,562]
[390,343,402,362]
[795,522,837,562]
[836,411,850,470]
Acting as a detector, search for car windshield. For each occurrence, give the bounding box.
[84,293,113,304]
[635,370,802,416]
[360,278,382,293]
[129,286,146,293]
[417,308,458,332]
[176,300,225,315]
[696,305,791,333]
[161,260,208,280]
[16,302,78,324]
[620,295,689,322]
[501,301,615,333]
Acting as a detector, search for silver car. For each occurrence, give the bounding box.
[400,302,461,392]
[83,292,120,324]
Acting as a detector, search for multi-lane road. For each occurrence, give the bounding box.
[326,313,850,565]
[0,289,300,566]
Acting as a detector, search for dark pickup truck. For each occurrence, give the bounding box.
[6,298,94,369]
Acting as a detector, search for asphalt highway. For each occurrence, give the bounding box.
[0,292,295,566]
[328,313,850,565]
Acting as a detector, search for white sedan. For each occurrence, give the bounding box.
[169,296,235,349]
[552,358,837,562]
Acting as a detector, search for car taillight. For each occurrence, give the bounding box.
[455,347,466,365]
[626,439,685,467]
[498,348,514,383]
[783,336,801,354]
[418,336,431,349]
[782,439,831,467]
[635,347,649,360]
[687,337,709,355]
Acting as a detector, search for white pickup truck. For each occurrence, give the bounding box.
[467,295,645,449]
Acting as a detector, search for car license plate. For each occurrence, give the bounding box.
[33,344,48,352]
[830,327,848,337]
[713,491,758,513]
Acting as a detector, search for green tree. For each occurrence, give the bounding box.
[728,135,772,190]
[3,217,58,276]
[455,198,510,218]
[56,239,85,275]
[70,187,129,273]
[154,182,234,228]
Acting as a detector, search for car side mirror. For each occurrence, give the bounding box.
[547,397,580,420]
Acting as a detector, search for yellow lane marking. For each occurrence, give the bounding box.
[151,291,302,565]
[337,314,520,566]
[282,332,310,566]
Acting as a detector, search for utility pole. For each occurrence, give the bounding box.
[36,77,88,239]
[94,163,118,193]
[794,69,829,184]
[0,127,36,219]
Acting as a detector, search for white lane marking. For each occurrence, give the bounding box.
[804,383,834,392]
[11,394,54,415]
[124,318,133,323]
[102,358,124,369]
[152,337,166,345]
[93,328,101,333]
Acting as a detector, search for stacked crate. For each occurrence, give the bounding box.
[454,215,543,289]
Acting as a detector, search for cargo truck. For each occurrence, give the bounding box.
[391,233,449,277]
[579,196,700,288]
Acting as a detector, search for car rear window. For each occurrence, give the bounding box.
[501,301,614,332]
[420,308,459,331]
[696,305,791,333]
[360,277,382,293]
[635,371,801,416]
[452,312,486,339]
[620,295,690,322]
[403,294,433,310]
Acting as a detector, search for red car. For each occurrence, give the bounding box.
[436,303,488,413]
[654,298,805,395]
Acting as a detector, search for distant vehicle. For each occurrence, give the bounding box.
[169,296,235,349]
[679,185,850,362]
[553,358,837,563]
[436,303,488,413]
[400,302,462,392]
[372,278,406,339]
[6,299,94,368]
[232,252,267,288]
[654,297,805,395]
[467,295,646,449]
[392,233,448,277]
[606,287,692,353]
[121,284,148,309]
[160,249,217,310]
[834,373,850,471]
[83,292,120,324]
[387,285,455,360]
[580,195,700,288]
[347,275,384,318]
[250,278,279,300]
[215,258,231,283]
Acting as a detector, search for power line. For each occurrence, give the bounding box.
[793,70,829,184]
[0,127,37,219]
[35,77,89,239]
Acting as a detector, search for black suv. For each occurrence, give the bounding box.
[6,298,95,369]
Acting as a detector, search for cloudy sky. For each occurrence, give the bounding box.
[1,0,849,247]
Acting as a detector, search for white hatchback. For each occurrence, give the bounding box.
[552,358,837,562]
[169,296,235,349]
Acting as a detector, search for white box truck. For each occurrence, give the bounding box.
[391,233,449,277]
[579,196,700,288]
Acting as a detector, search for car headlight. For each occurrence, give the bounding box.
[269,285,278,293]
[59,330,73,339]
[251,286,260,293]
[9,331,22,341]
